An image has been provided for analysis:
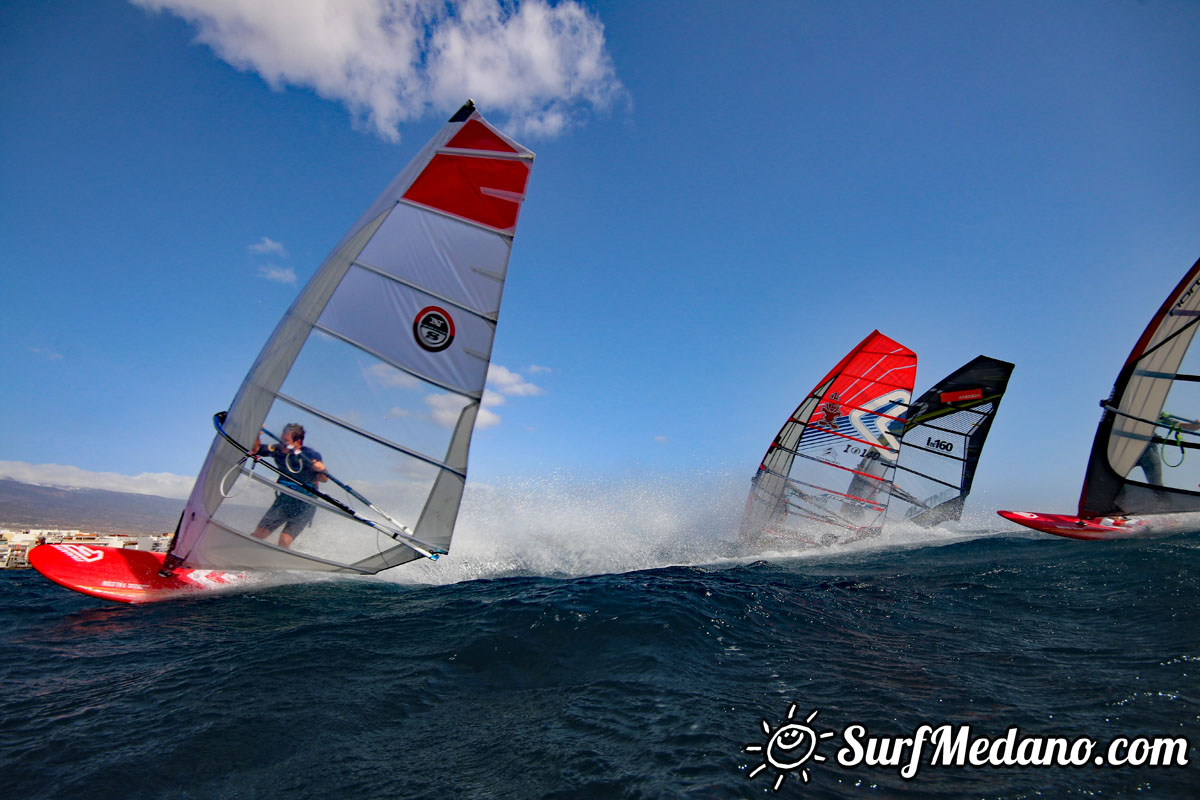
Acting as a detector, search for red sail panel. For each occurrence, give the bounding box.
[445,118,520,153]
[403,154,530,233]
[816,331,920,423]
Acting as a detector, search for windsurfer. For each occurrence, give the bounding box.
[1134,413,1200,485]
[250,423,328,548]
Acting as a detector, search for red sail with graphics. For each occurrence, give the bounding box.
[741,330,917,545]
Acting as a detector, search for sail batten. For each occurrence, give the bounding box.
[898,444,969,463]
[789,427,902,453]
[198,513,377,573]
[1131,370,1200,383]
[350,258,502,322]
[792,451,897,479]
[272,391,468,477]
[168,103,533,573]
[895,464,962,488]
[395,197,521,237]
[307,322,483,401]
[791,403,910,424]
[232,468,433,546]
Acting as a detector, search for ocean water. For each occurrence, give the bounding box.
[3,485,1198,799]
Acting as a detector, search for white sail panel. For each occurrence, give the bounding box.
[276,333,468,471]
[357,202,512,317]
[316,262,498,396]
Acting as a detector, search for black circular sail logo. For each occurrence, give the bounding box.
[413,306,455,352]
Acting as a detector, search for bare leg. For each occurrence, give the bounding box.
[278,532,295,549]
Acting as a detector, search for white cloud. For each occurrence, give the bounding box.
[0,461,193,499]
[256,265,297,284]
[475,406,501,429]
[131,0,626,141]
[527,364,552,374]
[653,435,669,444]
[249,236,288,256]
[487,363,544,397]
[366,362,420,389]
[419,364,544,431]
[425,392,470,428]
[29,347,63,361]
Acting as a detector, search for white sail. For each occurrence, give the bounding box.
[1080,256,1200,516]
[169,101,534,573]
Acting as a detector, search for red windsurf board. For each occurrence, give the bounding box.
[29,544,251,604]
[996,510,1149,541]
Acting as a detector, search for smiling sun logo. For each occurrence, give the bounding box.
[746,705,836,791]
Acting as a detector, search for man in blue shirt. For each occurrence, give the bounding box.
[250,423,328,548]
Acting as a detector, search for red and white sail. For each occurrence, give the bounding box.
[741,330,917,544]
[170,101,534,572]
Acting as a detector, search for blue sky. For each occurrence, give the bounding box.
[2,0,1198,518]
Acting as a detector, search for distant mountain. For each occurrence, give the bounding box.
[0,478,182,535]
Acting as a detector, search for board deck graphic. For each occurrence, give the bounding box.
[996,509,1200,540]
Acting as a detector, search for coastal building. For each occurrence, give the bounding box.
[0,529,171,569]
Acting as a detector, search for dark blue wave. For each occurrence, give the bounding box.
[3,532,1198,798]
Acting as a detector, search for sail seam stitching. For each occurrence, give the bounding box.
[396,197,518,238]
